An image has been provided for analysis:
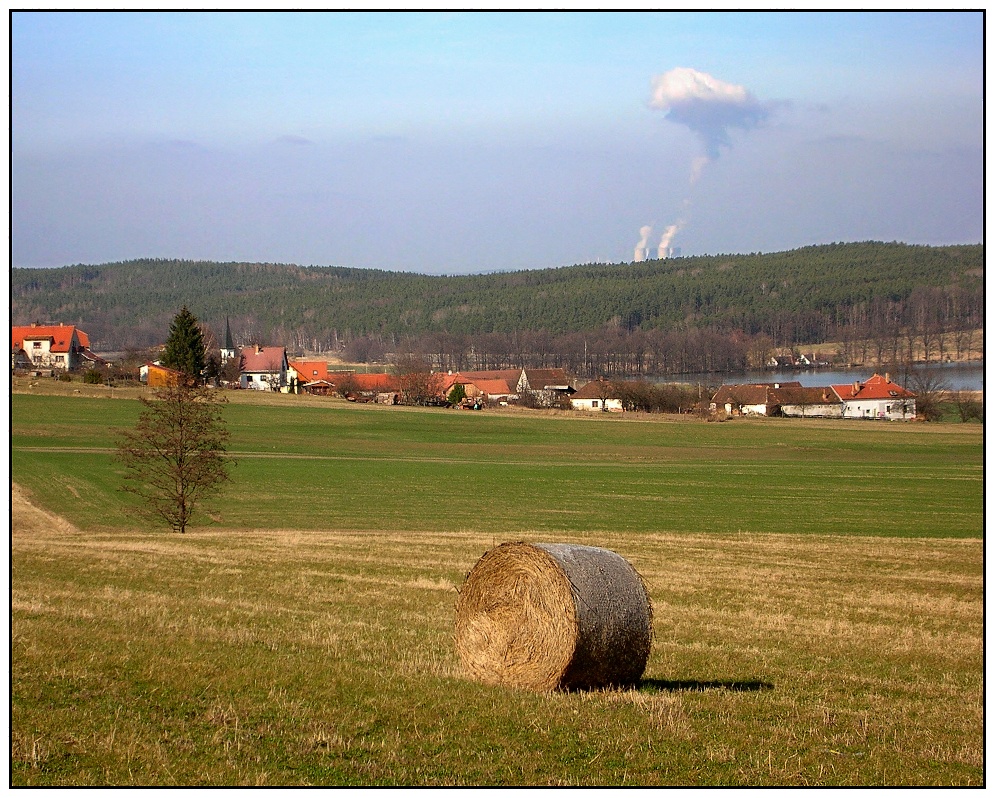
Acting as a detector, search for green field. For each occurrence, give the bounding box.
[10,387,984,785]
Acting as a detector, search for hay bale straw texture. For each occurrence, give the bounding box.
[454,542,653,691]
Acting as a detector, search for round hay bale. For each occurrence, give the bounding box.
[454,542,653,691]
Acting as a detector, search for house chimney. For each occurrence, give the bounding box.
[852,381,860,396]
[885,372,890,383]
[255,344,262,355]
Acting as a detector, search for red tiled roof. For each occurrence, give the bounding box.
[12,324,86,354]
[240,346,287,372]
[351,373,398,391]
[468,378,514,396]
[831,373,916,401]
[289,360,330,381]
[458,369,522,383]
[439,372,516,396]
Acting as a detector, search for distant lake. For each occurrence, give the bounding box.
[662,361,985,391]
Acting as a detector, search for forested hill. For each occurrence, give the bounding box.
[10,241,984,352]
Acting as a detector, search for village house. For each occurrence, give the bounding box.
[239,345,289,391]
[288,360,337,394]
[768,354,796,369]
[831,373,916,420]
[710,374,916,420]
[435,367,575,407]
[448,369,521,399]
[570,380,625,412]
[709,382,803,416]
[438,372,516,405]
[11,323,97,372]
[518,368,575,405]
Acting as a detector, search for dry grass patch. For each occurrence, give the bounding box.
[11,486,982,786]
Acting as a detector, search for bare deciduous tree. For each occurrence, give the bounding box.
[117,381,234,533]
[392,354,444,405]
[951,390,984,424]
[904,368,951,423]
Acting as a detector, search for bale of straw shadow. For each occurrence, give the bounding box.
[454,541,653,691]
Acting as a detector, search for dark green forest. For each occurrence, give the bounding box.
[10,242,983,376]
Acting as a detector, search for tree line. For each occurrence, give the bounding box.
[11,241,983,376]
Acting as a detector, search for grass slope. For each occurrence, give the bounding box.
[11,389,983,539]
[10,388,984,786]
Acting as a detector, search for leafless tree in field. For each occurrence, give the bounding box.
[116,381,234,533]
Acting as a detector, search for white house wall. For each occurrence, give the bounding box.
[780,403,843,418]
[842,399,915,421]
[571,397,624,412]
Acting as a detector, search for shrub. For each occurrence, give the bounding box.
[447,383,467,406]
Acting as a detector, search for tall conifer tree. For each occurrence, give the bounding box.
[161,306,206,381]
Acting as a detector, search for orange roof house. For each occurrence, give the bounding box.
[11,323,92,371]
[438,372,515,402]
[288,360,333,392]
[831,373,916,420]
[289,360,330,381]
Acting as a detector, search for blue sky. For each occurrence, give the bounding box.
[11,11,983,273]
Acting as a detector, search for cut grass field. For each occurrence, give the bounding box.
[10,385,984,786]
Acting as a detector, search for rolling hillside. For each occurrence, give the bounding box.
[10,241,983,352]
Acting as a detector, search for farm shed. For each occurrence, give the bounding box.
[142,362,187,387]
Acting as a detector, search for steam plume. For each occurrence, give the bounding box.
[634,225,652,261]
[635,67,774,258]
[650,67,771,162]
[659,223,681,251]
